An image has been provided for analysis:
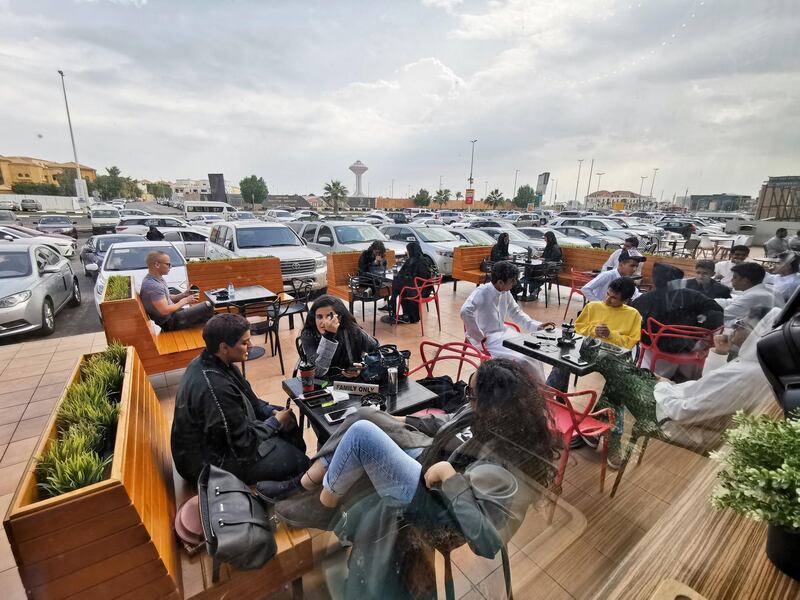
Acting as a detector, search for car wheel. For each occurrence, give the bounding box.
[69,278,82,307]
[40,299,55,336]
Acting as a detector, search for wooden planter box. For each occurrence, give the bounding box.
[560,247,698,286]
[186,257,283,296]
[3,346,181,600]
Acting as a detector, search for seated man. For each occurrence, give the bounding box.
[171,313,309,484]
[715,262,785,326]
[789,230,800,252]
[461,261,554,380]
[685,259,731,299]
[765,251,800,301]
[601,236,643,272]
[580,255,643,303]
[633,263,724,379]
[764,228,789,257]
[140,251,213,331]
[713,244,749,288]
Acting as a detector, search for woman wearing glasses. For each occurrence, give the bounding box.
[299,294,380,379]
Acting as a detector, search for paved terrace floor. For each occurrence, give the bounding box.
[0,280,756,599]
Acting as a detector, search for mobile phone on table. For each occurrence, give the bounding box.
[561,354,589,367]
[324,407,350,424]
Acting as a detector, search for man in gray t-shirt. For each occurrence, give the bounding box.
[140,251,213,330]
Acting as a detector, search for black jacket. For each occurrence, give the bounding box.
[358,249,387,277]
[171,350,280,482]
[542,243,562,262]
[685,277,731,300]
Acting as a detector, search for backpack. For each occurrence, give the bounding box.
[416,375,468,413]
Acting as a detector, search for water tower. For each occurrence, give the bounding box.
[349,160,368,197]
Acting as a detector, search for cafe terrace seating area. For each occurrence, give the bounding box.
[0,249,797,600]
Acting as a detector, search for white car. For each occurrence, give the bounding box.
[91,241,188,317]
[515,227,593,248]
[205,222,327,292]
[90,207,121,234]
[186,214,226,227]
[232,211,258,221]
[0,225,77,257]
[289,221,408,259]
[449,229,528,256]
[0,198,16,211]
[476,227,547,253]
[379,225,467,276]
[119,208,152,217]
[115,216,189,235]
[264,209,297,222]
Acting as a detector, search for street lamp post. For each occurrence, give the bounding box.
[584,159,594,209]
[468,139,477,188]
[639,176,648,209]
[573,159,584,208]
[57,70,87,201]
[648,167,659,208]
[595,172,605,192]
[513,169,519,202]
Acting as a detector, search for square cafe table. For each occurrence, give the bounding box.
[204,284,278,309]
[283,376,439,441]
[502,331,599,376]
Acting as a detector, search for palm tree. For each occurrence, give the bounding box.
[455,191,463,201]
[323,180,349,214]
[485,188,505,209]
[433,188,451,208]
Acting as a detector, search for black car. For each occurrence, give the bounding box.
[655,219,695,239]
[79,233,145,277]
[386,212,410,223]
[35,215,78,238]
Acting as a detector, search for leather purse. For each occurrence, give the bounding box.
[198,464,277,580]
[361,344,411,384]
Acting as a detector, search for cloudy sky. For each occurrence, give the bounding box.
[1,0,798,202]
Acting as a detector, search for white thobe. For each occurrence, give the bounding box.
[715,283,785,326]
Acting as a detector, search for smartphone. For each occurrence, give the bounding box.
[561,354,589,367]
[324,408,350,424]
[189,284,200,293]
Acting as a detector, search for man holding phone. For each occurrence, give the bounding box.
[140,250,214,331]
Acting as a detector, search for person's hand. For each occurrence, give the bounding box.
[343,365,361,379]
[424,461,457,489]
[595,323,610,338]
[180,294,199,306]
[273,408,294,428]
[323,313,340,334]
[540,322,556,331]
[713,333,731,355]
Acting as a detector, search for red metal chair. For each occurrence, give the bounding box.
[563,268,595,320]
[456,321,519,382]
[635,317,722,374]
[541,384,615,519]
[395,275,443,335]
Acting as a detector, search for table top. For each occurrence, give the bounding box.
[204,285,278,307]
[709,236,736,242]
[282,376,439,439]
[502,332,599,376]
[755,257,782,264]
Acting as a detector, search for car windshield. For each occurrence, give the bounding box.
[519,228,544,239]
[335,225,387,244]
[236,226,302,248]
[105,246,185,271]
[96,235,145,252]
[415,227,457,242]
[0,252,32,278]
[237,212,256,219]
[459,230,495,244]
[501,229,529,241]
[273,211,291,217]
[40,216,71,224]
[92,210,119,218]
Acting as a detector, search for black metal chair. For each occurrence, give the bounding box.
[348,274,391,336]
[271,278,314,330]
[542,260,563,307]
[520,263,548,302]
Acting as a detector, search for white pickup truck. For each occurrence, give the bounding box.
[205,222,327,292]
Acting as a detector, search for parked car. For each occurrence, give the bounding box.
[378,225,467,276]
[466,219,517,229]
[293,210,321,221]
[0,210,19,223]
[19,198,42,212]
[79,233,146,277]
[436,211,462,225]
[91,241,188,317]
[0,199,16,211]
[161,227,210,259]
[654,218,696,239]
[354,215,393,226]
[516,227,592,248]
[0,241,81,337]
[476,227,547,253]
[264,209,297,223]
[289,221,407,259]
[414,218,446,227]
[386,211,410,224]
[111,200,126,210]
[205,222,327,292]
[35,215,78,238]
[449,228,528,255]
[548,217,650,247]
[232,211,258,221]
[411,212,436,221]
[115,215,189,235]
[119,208,152,217]
[0,225,77,257]
[186,214,225,227]
[550,225,625,249]
[90,207,121,234]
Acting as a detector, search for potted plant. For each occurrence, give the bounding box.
[712,411,800,580]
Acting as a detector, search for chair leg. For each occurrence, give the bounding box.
[556,281,561,306]
[372,301,377,337]
[500,544,514,600]
[418,301,425,336]
[289,314,295,330]
[362,301,365,322]
[544,281,549,309]
[563,291,573,320]
[435,296,441,332]
[637,436,651,466]
[292,577,304,600]
[599,432,609,493]
[610,436,639,498]
[443,551,455,600]
[274,327,285,375]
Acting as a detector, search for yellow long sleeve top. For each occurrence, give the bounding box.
[574,301,642,349]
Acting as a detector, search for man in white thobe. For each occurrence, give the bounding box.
[715,262,784,326]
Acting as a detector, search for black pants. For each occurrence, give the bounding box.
[161,301,215,331]
[243,436,310,483]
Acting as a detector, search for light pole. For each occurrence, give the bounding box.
[57,70,87,201]
[484,181,488,199]
[513,169,519,201]
[584,159,594,208]
[638,176,648,209]
[648,167,659,208]
[439,175,443,191]
[468,139,477,188]
[391,179,394,198]
[595,172,605,192]
[573,159,584,207]
[549,178,557,204]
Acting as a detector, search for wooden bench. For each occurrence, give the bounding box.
[186,257,284,304]
[327,250,396,311]
[100,281,205,375]
[452,245,492,288]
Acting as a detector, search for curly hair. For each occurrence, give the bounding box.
[471,359,558,487]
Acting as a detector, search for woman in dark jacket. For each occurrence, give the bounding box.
[299,294,379,379]
[542,231,562,262]
[383,241,435,324]
[490,232,512,262]
[259,359,558,599]
[358,240,387,276]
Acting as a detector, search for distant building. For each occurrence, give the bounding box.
[171,178,210,197]
[263,194,311,209]
[689,193,753,212]
[585,190,649,209]
[0,155,96,194]
[755,176,800,221]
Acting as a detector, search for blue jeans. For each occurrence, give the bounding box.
[323,420,423,505]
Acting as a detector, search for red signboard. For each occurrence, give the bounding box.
[465,188,474,205]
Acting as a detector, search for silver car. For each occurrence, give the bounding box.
[0,241,81,337]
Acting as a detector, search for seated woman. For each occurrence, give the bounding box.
[528,231,562,298]
[299,294,379,379]
[382,241,436,324]
[257,359,558,598]
[358,240,388,277]
[490,231,512,262]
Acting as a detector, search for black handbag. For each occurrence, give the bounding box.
[480,258,494,273]
[198,464,277,581]
[361,344,411,384]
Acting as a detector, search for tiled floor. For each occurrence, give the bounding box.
[0,283,725,599]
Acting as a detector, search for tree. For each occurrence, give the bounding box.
[433,188,451,208]
[240,175,269,210]
[513,184,537,209]
[54,168,96,197]
[94,166,131,200]
[485,188,505,209]
[146,182,172,200]
[455,191,463,201]
[11,182,60,195]
[323,180,349,214]
[412,188,431,207]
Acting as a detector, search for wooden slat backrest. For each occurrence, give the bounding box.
[452,245,491,278]
[187,257,283,297]
[328,250,397,290]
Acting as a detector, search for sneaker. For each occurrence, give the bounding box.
[275,488,340,530]
[255,475,302,502]
[568,436,585,449]
[606,453,622,470]
[378,304,391,312]
[581,435,600,449]
[380,315,396,324]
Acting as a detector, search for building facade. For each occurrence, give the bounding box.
[755,176,800,221]
[0,155,96,194]
[688,193,753,212]
[584,190,650,209]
